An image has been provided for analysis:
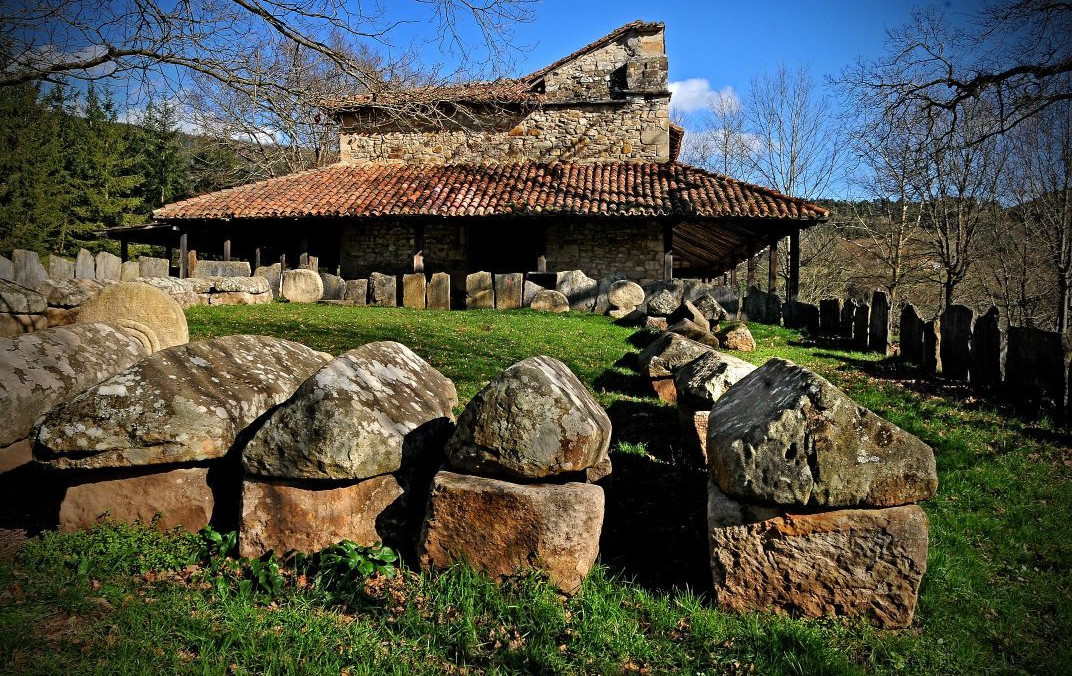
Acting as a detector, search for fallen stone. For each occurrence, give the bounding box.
[75,249,95,279]
[714,322,755,352]
[494,273,523,310]
[668,319,720,348]
[637,332,715,403]
[646,289,678,316]
[48,255,75,280]
[76,281,188,352]
[319,273,345,301]
[243,341,457,481]
[556,270,597,312]
[446,356,611,479]
[707,358,938,507]
[418,471,604,593]
[33,335,329,470]
[239,474,407,558]
[673,351,757,413]
[209,291,270,306]
[35,278,104,309]
[608,280,645,312]
[94,251,121,281]
[423,273,447,310]
[0,323,148,447]
[369,272,397,307]
[132,276,201,308]
[530,289,569,313]
[45,307,77,327]
[212,276,271,294]
[343,279,368,305]
[60,466,214,533]
[466,271,494,309]
[643,316,668,331]
[694,293,728,322]
[13,250,48,289]
[402,273,427,309]
[707,483,929,629]
[668,300,710,332]
[0,279,47,314]
[281,269,324,303]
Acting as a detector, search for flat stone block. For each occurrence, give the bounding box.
[403,273,427,309]
[494,273,523,310]
[427,273,451,310]
[466,271,494,309]
[60,466,214,533]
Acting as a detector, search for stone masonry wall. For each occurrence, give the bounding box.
[338,25,670,165]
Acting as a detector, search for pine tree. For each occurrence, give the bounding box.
[137,99,189,210]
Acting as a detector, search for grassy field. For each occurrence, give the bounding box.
[2,303,1070,674]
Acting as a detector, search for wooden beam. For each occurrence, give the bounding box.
[746,250,756,288]
[179,232,188,279]
[254,247,261,271]
[788,229,801,303]
[165,246,174,276]
[768,236,779,294]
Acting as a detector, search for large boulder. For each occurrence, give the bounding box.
[556,270,597,312]
[668,300,710,332]
[418,471,604,593]
[243,341,458,481]
[530,289,569,313]
[646,289,678,316]
[446,356,611,479]
[76,281,188,352]
[239,474,407,558]
[636,332,715,402]
[0,323,148,448]
[714,321,755,352]
[707,358,938,508]
[32,335,330,470]
[60,467,214,533]
[675,351,757,461]
[708,483,929,628]
[281,269,324,303]
[667,319,720,349]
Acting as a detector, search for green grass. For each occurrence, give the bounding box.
[2,303,1070,674]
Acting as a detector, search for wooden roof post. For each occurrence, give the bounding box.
[120,238,129,263]
[179,231,188,279]
[746,246,757,289]
[254,247,261,271]
[768,235,779,295]
[788,228,801,303]
[663,222,673,282]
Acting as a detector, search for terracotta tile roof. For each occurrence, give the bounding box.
[154,162,829,222]
[669,124,684,162]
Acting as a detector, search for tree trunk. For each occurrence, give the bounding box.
[1058,274,1070,333]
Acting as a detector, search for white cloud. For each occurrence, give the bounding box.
[669,78,740,114]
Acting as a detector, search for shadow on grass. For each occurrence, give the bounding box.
[593,368,651,399]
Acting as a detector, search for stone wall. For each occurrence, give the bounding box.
[338,25,670,165]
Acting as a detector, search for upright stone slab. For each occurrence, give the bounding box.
[48,255,75,280]
[369,272,397,307]
[594,274,627,315]
[841,299,858,339]
[922,319,941,374]
[75,249,95,279]
[1006,326,1071,418]
[94,251,121,281]
[711,285,740,319]
[819,298,841,335]
[869,290,891,355]
[13,250,48,289]
[0,255,12,281]
[522,280,544,307]
[343,279,368,305]
[139,257,170,278]
[969,306,1003,390]
[853,303,870,351]
[784,301,819,335]
[193,260,251,278]
[427,273,451,310]
[120,261,140,281]
[940,304,973,381]
[899,304,925,365]
[466,271,494,309]
[320,273,345,301]
[494,273,523,310]
[743,287,767,323]
[402,273,427,309]
[556,270,598,312]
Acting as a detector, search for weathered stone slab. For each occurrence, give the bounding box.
[707,483,929,628]
[466,271,494,309]
[710,285,740,319]
[239,474,406,558]
[522,280,544,307]
[48,255,75,280]
[694,293,728,323]
[784,301,820,335]
[419,471,604,593]
[940,304,973,381]
[369,272,397,307]
[594,274,627,314]
[869,290,891,355]
[402,273,427,309]
[647,288,678,316]
[494,273,523,310]
[76,281,188,352]
[0,255,12,281]
[707,358,937,507]
[969,306,1003,389]
[281,269,324,303]
[60,467,214,533]
[819,298,841,335]
[427,273,450,310]
[673,350,757,413]
[139,257,170,278]
[853,302,870,351]
[94,251,121,281]
[637,332,715,402]
[923,318,941,374]
[668,300,710,332]
[193,260,251,278]
[446,356,611,479]
[556,270,597,312]
[243,341,457,481]
[75,249,95,279]
[841,299,858,339]
[319,273,345,300]
[1005,326,1071,418]
[899,304,925,365]
[668,319,720,348]
[120,260,140,281]
[35,278,104,308]
[33,335,330,469]
[608,280,644,312]
[530,289,569,313]
[13,250,48,289]
[0,279,46,314]
[253,264,281,296]
[343,278,368,305]
[0,323,139,446]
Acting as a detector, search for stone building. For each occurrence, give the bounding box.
[111,21,827,292]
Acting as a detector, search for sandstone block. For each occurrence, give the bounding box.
[899,304,925,365]
[94,251,121,281]
[713,322,755,352]
[594,274,626,314]
[369,272,397,307]
[35,278,104,308]
[48,255,75,280]
[530,289,569,313]
[120,261,140,281]
[281,269,324,303]
[494,273,523,310]
[343,279,368,305]
[427,273,451,310]
[76,281,189,352]
[402,273,427,309]
[466,271,494,309]
[60,466,214,533]
[139,257,170,278]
